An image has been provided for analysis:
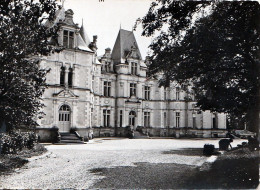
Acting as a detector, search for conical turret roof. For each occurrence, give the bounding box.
[111,29,142,62]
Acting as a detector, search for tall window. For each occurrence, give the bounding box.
[103,110,110,127]
[176,87,180,100]
[130,83,136,96]
[131,62,137,75]
[63,30,74,48]
[144,86,150,100]
[213,117,217,129]
[176,112,180,128]
[105,62,110,72]
[59,105,70,121]
[144,112,150,127]
[164,87,167,100]
[68,68,73,87]
[120,110,123,127]
[60,66,65,86]
[104,81,111,97]
[92,76,94,90]
[164,112,167,127]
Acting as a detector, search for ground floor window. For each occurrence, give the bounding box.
[59,105,71,121]
[176,112,180,128]
[144,112,150,127]
[103,109,110,127]
[120,110,123,127]
[129,111,136,126]
[164,112,167,127]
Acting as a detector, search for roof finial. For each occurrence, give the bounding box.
[82,18,83,26]
[120,22,121,30]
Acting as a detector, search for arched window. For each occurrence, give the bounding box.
[60,66,65,86]
[68,67,73,87]
[59,105,71,122]
[129,111,136,126]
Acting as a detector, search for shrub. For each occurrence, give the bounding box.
[0,131,37,154]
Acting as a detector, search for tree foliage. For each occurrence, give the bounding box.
[139,1,260,132]
[0,0,59,130]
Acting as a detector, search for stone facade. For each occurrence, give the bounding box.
[37,7,227,141]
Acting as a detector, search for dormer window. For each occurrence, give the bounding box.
[63,30,74,48]
[105,62,110,72]
[131,62,137,75]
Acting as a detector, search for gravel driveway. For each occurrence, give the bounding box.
[0,138,245,189]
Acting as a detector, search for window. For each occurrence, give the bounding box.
[144,86,150,100]
[164,112,167,127]
[92,76,94,90]
[68,68,73,87]
[120,110,123,127]
[103,110,110,127]
[213,117,217,129]
[176,112,180,128]
[130,83,136,97]
[176,87,180,100]
[144,112,150,127]
[131,62,137,75]
[60,66,65,86]
[63,30,74,48]
[164,87,167,100]
[105,62,110,72]
[104,81,111,97]
[59,105,70,121]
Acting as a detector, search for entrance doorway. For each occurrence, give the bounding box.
[129,111,136,130]
[58,105,71,132]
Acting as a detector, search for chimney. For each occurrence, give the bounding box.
[105,48,111,54]
[89,35,98,51]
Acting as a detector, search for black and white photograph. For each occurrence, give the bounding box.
[0,0,259,189]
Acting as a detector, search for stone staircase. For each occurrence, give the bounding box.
[133,130,149,139]
[59,132,85,144]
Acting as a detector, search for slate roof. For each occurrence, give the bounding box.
[44,7,66,28]
[111,29,142,62]
[79,22,91,46]
[45,6,93,52]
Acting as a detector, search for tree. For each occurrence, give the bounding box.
[139,1,260,134]
[0,0,59,131]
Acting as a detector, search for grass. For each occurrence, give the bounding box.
[185,147,259,189]
[0,143,47,176]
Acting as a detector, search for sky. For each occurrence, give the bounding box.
[63,0,154,58]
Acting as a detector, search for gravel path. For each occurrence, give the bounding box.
[0,138,245,189]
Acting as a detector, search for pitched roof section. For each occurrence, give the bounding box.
[76,34,93,52]
[79,22,91,46]
[111,29,142,62]
[44,6,65,28]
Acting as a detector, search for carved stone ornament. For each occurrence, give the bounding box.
[53,89,79,99]
[64,51,74,61]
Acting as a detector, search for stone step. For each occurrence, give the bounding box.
[60,133,77,136]
[132,131,149,139]
[61,136,80,140]
[59,140,85,144]
[59,132,84,144]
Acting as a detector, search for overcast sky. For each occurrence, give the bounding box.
[64,0,154,58]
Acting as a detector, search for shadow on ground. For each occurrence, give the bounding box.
[162,148,205,156]
[90,162,198,189]
[185,150,259,189]
[90,148,259,189]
